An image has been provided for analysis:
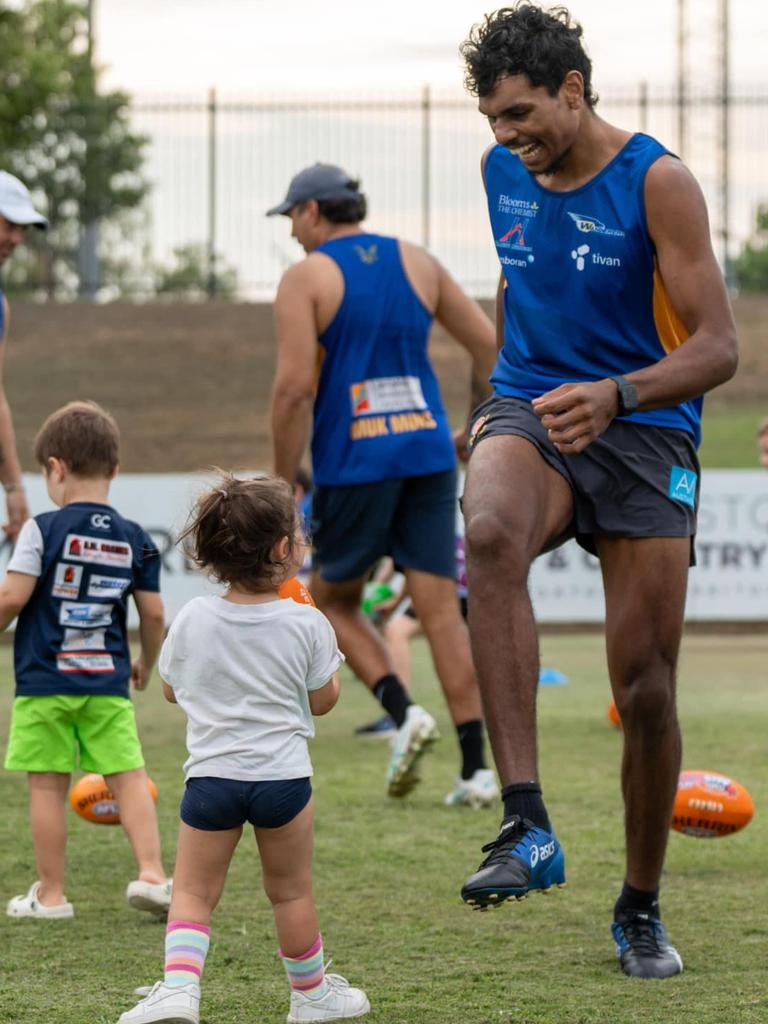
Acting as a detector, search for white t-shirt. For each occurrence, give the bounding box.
[159,595,344,782]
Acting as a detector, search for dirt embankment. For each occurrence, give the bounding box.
[5,296,764,473]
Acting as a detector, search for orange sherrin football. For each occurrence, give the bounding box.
[671,770,754,838]
[69,773,158,825]
[278,576,315,606]
[607,699,622,728]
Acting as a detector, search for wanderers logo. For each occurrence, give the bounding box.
[354,243,378,265]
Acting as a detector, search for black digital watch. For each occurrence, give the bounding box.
[610,375,639,417]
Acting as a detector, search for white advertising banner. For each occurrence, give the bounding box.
[2,470,768,625]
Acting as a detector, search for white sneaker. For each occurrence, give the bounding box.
[386,704,440,797]
[126,878,173,918]
[287,973,370,1022]
[6,881,74,919]
[444,768,499,809]
[117,981,200,1024]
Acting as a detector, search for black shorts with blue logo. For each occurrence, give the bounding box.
[468,395,699,564]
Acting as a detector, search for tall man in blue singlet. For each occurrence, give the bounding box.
[456,5,738,979]
[0,171,48,542]
[268,164,499,807]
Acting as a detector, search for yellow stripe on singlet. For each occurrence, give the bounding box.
[652,262,689,354]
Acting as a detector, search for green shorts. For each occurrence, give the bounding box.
[4,695,145,775]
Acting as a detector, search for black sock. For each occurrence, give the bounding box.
[456,719,486,780]
[614,882,660,921]
[501,782,551,832]
[372,674,411,728]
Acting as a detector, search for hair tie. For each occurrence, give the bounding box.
[217,489,228,499]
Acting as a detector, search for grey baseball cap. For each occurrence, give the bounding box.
[266,163,362,216]
[0,171,48,229]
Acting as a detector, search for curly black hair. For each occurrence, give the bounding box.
[461,3,597,108]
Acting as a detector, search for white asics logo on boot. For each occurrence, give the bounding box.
[530,839,556,868]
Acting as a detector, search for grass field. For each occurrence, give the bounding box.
[0,634,766,1024]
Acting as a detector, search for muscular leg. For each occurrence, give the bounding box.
[463,436,573,784]
[406,569,482,725]
[382,611,421,688]
[310,573,391,688]
[596,535,689,891]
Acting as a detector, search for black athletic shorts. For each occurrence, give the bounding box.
[468,395,699,564]
[311,469,457,583]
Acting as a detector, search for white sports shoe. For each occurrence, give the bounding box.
[117,981,200,1024]
[386,704,440,797]
[6,881,74,919]
[287,973,370,1022]
[444,768,499,809]
[126,878,173,918]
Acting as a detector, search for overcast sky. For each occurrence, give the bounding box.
[95,0,767,97]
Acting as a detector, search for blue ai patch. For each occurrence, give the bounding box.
[668,466,698,507]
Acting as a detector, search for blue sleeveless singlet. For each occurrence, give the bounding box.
[311,233,456,485]
[484,133,702,445]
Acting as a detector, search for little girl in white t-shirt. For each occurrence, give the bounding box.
[118,475,369,1024]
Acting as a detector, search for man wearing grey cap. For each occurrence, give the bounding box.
[0,172,48,541]
[269,163,499,808]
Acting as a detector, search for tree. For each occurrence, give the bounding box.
[0,0,148,297]
[154,244,239,301]
[732,205,768,294]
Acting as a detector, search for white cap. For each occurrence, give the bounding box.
[0,171,48,229]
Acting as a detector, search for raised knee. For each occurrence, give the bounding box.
[465,510,528,580]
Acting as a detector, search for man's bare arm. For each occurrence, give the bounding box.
[533,157,738,453]
[270,263,319,484]
[0,299,28,541]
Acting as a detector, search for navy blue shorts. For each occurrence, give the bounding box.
[311,469,457,582]
[180,777,312,831]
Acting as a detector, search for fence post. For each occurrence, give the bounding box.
[638,80,648,134]
[207,85,218,299]
[421,84,431,249]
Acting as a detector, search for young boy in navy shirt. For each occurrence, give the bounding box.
[1,400,171,919]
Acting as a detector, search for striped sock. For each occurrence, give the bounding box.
[280,934,328,999]
[164,920,211,988]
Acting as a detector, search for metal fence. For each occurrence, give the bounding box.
[125,83,767,298]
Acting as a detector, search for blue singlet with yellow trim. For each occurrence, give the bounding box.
[484,133,702,446]
[311,233,456,486]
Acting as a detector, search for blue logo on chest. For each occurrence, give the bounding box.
[668,466,698,507]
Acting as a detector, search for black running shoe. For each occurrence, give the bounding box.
[460,815,566,909]
[353,715,395,737]
[611,911,683,978]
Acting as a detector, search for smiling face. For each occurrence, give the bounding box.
[0,215,26,266]
[479,71,584,177]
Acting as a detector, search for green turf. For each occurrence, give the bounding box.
[698,403,766,468]
[0,634,766,1024]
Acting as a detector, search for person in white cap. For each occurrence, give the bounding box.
[0,171,48,541]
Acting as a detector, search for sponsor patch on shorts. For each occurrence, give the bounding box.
[52,562,83,599]
[668,466,698,507]
[56,652,115,673]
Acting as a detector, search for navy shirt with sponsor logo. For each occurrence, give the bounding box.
[9,502,160,697]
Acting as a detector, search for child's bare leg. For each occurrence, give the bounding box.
[107,767,166,882]
[28,772,70,905]
[169,821,241,925]
[255,800,317,956]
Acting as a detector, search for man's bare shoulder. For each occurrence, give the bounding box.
[645,155,701,204]
[277,252,339,296]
